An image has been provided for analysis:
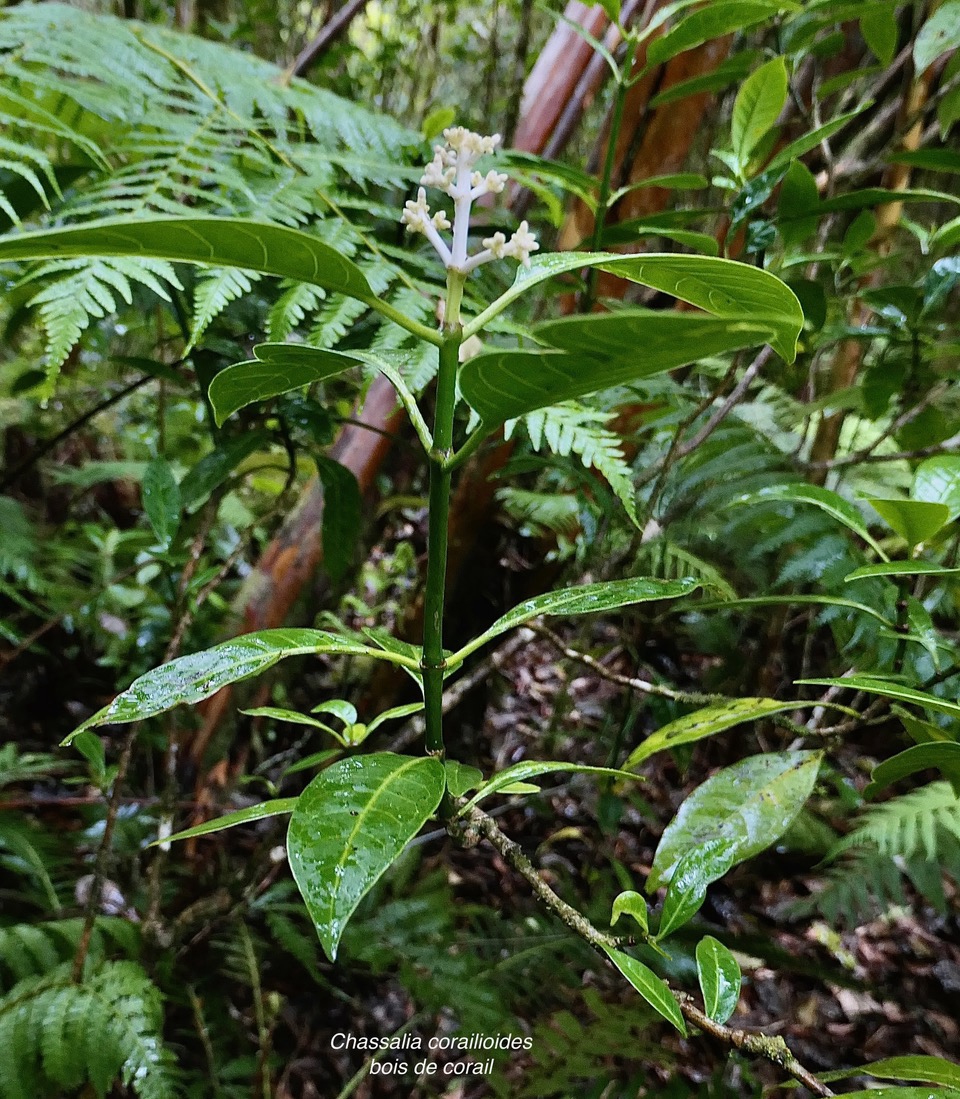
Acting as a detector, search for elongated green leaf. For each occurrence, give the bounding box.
[63,628,419,742]
[836,1090,960,1099]
[648,1,793,65]
[696,936,741,1024]
[316,456,362,583]
[288,753,445,960]
[625,698,806,770]
[142,457,180,546]
[862,1056,960,1089]
[735,483,888,559]
[765,106,869,174]
[732,57,788,167]
[867,498,950,546]
[601,946,687,1035]
[861,2,898,64]
[447,576,698,668]
[445,760,484,797]
[695,595,894,629]
[242,706,338,732]
[658,839,737,939]
[813,188,960,214]
[179,432,270,510]
[152,798,297,847]
[649,751,822,890]
[915,0,960,71]
[914,456,960,522]
[466,251,804,362]
[461,315,772,426]
[0,215,373,300]
[457,760,644,816]
[800,676,960,720]
[887,150,960,174]
[365,701,425,736]
[611,890,649,935]
[845,561,960,582]
[209,345,360,426]
[866,743,960,799]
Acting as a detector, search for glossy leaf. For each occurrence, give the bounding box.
[153,798,298,847]
[800,676,960,720]
[209,344,359,426]
[315,456,362,583]
[731,57,787,167]
[288,753,445,960]
[242,706,340,734]
[694,594,895,629]
[915,0,960,71]
[648,751,823,890]
[625,698,808,770]
[914,456,960,522]
[611,890,649,935]
[457,760,644,816]
[601,946,687,1035]
[658,839,737,939]
[845,561,960,582]
[836,1090,960,1099]
[862,1056,960,1089]
[866,743,960,799]
[736,483,888,559]
[63,628,419,741]
[867,498,950,546]
[142,457,180,546]
[461,315,771,426]
[445,761,484,797]
[647,1,793,65]
[365,702,425,736]
[696,936,741,1024]
[765,106,869,175]
[448,576,698,668]
[0,215,374,300]
[467,251,804,362]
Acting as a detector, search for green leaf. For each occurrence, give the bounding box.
[648,751,823,890]
[365,702,425,736]
[597,0,622,21]
[914,456,960,522]
[800,676,960,720]
[765,106,869,175]
[466,251,804,362]
[72,731,106,780]
[311,700,359,725]
[658,839,737,939]
[915,0,960,71]
[888,149,960,174]
[601,946,687,1035]
[242,706,340,734]
[694,594,895,629]
[0,215,374,301]
[315,457,362,584]
[861,2,898,65]
[611,890,649,935]
[151,798,298,847]
[731,57,788,169]
[462,315,771,427]
[845,560,960,582]
[209,344,359,427]
[457,760,644,815]
[287,753,445,960]
[447,576,698,668]
[814,187,960,214]
[866,743,960,799]
[179,432,270,510]
[696,936,741,1024]
[867,498,950,546]
[736,483,889,559]
[862,1056,960,1089]
[142,457,180,546]
[63,628,419,741]
[837,1091,960,1099]
[648,1,794,65]
[624,698,809,770]
[445,760,484,797]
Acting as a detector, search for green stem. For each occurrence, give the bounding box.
[422,274,464,758]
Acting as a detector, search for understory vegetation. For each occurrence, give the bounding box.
[1,1,960,1097]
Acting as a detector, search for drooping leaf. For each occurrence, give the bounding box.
[287,753,445,960]
[800,676,960,720]
[461,314,772,426]
[0,215,374,300]
[242,706,340,733]
[860,1056,960,1090]
[860,1,898,64]
[845,561,960,582]
[657,839,737,939]
[601,946,687,1035]
[208,345,360,426]
[696,936,741,1024]
[447,576,698,668]
[866,743,960,799]
[153,798,298,847]
[867,498,950,546]
[915,0,960,71]
[315,457,362,584]
[647,1,794,65]
[624,698,809,770]
[457,760,644,815]
[611,890,649,935]
[731,56,788,168]
[63,629,419,741]
[694,594,895,629]
[913,456,960,522]
[141,457,180,546]
[765,106,869,175]
[648,751,823,890]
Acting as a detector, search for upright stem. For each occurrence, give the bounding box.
[422,273,464,758]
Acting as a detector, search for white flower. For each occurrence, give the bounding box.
[400,187,433,233]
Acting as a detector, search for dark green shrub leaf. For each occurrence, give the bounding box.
[860,1056,960,1089]
[601,946,687,1035]
[315,457,361,584]
[861,2,898,64]
[648,1,794,66]
[458,760,644,815]
[153,798,298,846]
[288,753,445,960]
[696,935,741,1023]
[141,457,180,546]
[866,744,960,799]
[658,839,737,939]
[800,675,960,720]
[867,498,950,546]
[845,561,960,582]
[445,761,484,797]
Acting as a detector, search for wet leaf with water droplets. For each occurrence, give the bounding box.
[696,935,742,1024]
[288,752,445,961]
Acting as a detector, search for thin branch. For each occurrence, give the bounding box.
[806,429,960,471]
[285,0,367,82]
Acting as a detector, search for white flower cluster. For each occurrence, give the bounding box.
[400,126,539,274]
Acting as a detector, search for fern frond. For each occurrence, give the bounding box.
[831,781,960,861]
[188,267,260,352]
[634,538,736,599]
[497,487,581,539]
